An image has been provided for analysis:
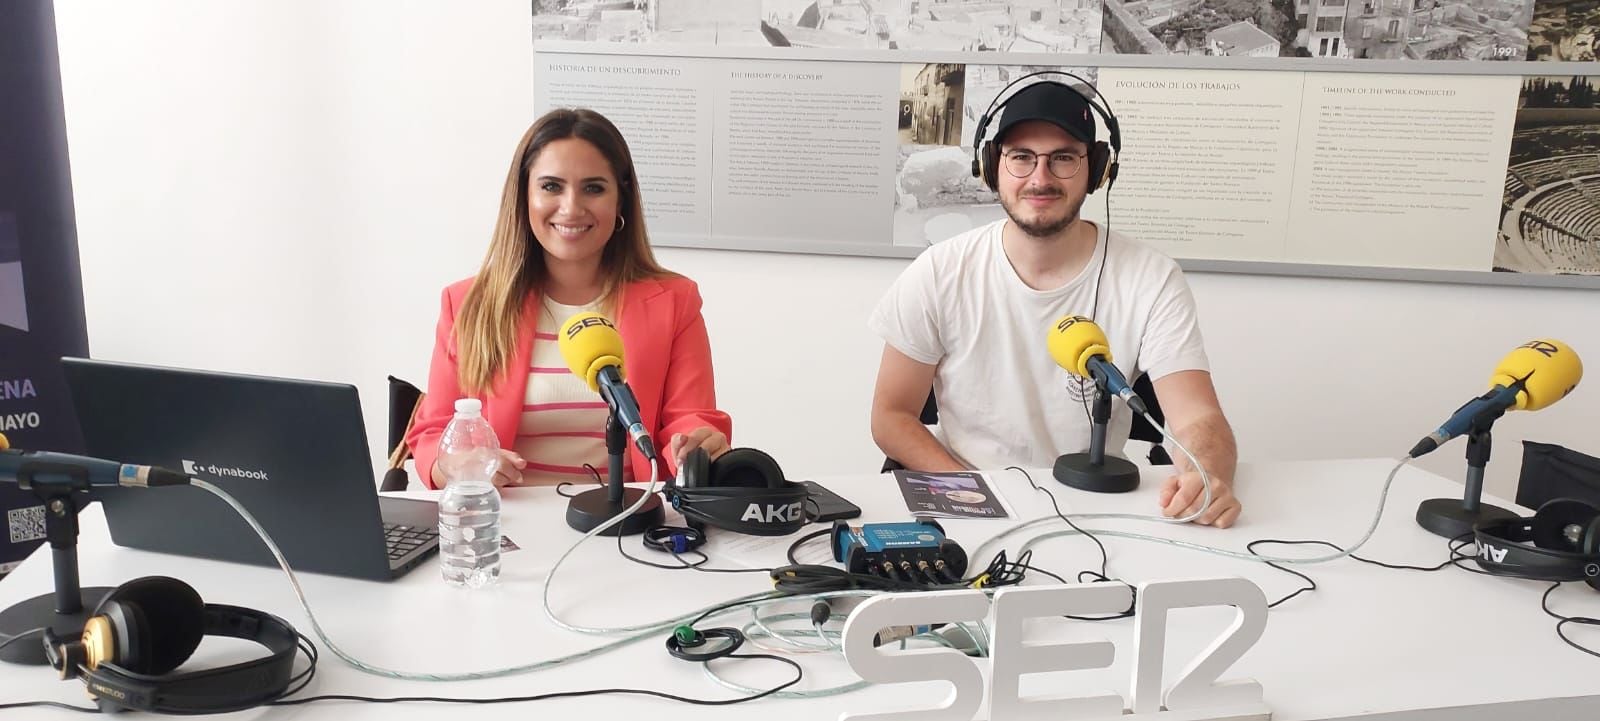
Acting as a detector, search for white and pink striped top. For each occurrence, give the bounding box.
[513,297,622,485]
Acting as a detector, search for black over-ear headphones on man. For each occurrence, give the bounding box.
[663,447,811,538]
[42,576,305,713]
[1472,498,1600,590]
[970,70,1122,194]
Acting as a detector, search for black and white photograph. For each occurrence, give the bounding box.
[531,0,768,46]
[762,0,1103,52]
[1497,76,1600,274]
[0,213,25,333]
[899,63,967,146]
[1103,0,1530,59]
[1102,0,1305,56]
[895,63,978,247]
[1342,0,1533,60]
[1526,0,1599,60]
[533,1,1105,51]
[894,64,1098,247]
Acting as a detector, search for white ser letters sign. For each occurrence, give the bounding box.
[840,578,1270,721]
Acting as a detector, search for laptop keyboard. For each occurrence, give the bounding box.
[384,523,439,561]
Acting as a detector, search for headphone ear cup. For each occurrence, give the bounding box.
[1531,498,1600,550]
[1087,141,1111,193]
[43,628,88,679]
[980,141,1000,191]
[96,600,149,673]
[93,576,206,675]
[679,447,710,489]
[709,448,786,489]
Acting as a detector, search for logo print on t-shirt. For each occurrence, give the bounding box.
[1065,374,1095,404]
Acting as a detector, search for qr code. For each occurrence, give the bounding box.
[8,505,46,545]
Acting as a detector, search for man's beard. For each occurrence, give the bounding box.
[1001,189,1084,238]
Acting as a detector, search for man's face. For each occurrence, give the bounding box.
[995,120,1090,239]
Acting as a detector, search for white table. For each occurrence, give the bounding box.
[0,459,1596,720]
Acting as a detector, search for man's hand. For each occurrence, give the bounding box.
[669,426,731,467]
[1159,470,1240,528]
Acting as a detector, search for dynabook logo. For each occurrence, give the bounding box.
[182,459,270,481]
[741,501,804,524]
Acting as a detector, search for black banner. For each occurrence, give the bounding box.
[0,0,90,573]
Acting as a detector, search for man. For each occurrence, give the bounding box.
[869,81,1240,528]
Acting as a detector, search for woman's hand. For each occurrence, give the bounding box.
[669,427,731,467]
[433,449,526,489]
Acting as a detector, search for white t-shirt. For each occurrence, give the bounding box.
[869,219,1210,471]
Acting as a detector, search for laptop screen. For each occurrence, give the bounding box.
[60,357,402,581]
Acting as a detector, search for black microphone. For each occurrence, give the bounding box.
[0,433,189,489]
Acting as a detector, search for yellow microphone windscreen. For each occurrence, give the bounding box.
[558,312,625,393]
[1489,339,1581,411]
[1047,315,1110,378]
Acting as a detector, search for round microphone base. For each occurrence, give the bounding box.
[0,587,114,665]
[566,487,664,536]
[1053,453,1140,494]
[1415,497,1517,540]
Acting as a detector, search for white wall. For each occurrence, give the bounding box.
[52,1,1600,507]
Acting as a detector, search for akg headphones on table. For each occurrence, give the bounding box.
[970,70,1122,194]
[42,576,306,713]
[662,447,811,540]
[1472,497,1600,590]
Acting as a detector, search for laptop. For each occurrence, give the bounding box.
[61,357,439,581]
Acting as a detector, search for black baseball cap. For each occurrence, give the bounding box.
[993,82,1096,148]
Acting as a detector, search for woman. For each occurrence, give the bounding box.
[407,108,731,488]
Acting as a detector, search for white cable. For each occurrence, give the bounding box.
[1051,410,1215,525]
[975,411,1213,562]
[196,475,899,686]
[192,479,672,681]
[739,614,834,654]
[702,629,967,700]
[979,456,1414,567]
[747,607,834,652]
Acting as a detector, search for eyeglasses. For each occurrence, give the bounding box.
[1003,150,1085,180]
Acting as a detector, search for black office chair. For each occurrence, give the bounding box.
[1514,440,1600,510]
[379,376,424,492]
[1128,373,1172,466]
[880,376,1170,473]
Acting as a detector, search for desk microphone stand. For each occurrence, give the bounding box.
[1415,426,1516,540]
[565,412,663,535]
[0,481,113,665]
[1054,381,1140,493]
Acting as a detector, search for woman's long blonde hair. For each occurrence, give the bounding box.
[455,108,670,393]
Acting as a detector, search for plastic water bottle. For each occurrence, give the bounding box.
[437,398,502,588]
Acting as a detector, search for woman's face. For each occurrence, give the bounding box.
[526,137,620,267]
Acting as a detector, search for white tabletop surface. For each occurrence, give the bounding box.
[0,458,1597,720]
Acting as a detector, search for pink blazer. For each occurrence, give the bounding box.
[407,274,732,489]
